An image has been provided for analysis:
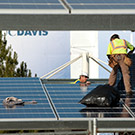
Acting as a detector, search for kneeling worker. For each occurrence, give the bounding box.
[74,73,91,86]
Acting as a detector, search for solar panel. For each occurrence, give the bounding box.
[119,86,135,118]
[126,98,135,117]
[66,0,135,4]
[0,76,134,121]
[0,5,65,9]
[0,77,56,120]
[0,0,61,3]
[66,0,135,14]
[0,0,68,14]
[44,83,133,119]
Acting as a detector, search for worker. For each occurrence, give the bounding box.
[107,34,135,97]
[74,72,91,86]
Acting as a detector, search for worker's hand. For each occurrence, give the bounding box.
[86,81,91,86]
[107,55,110,59]
[128,48,135,55]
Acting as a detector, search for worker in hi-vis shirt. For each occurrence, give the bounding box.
[107,34,135,97]
[74,72,91,86]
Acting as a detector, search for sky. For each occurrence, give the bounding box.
[5,31,70,78]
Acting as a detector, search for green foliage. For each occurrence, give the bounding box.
[0,31,32,77]
[16,61,32,77]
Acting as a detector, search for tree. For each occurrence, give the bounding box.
[0,31,32,77]
[16,61,32,77]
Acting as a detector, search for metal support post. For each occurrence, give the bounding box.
[93,118,97,135]
[82,52,89,76]
[88,120,93,135]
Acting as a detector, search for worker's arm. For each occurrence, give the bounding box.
[126,40,135,54]
[128,47,135,55]
[106,43,112,59]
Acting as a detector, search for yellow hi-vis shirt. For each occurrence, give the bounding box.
[74,79,80,84]
[107,39,134,55]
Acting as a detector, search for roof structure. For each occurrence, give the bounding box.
[0,0,135,134]
[0,0,135,30]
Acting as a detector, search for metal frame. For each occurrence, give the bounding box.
[0,0,135,30]
[0,119,90,135]
[41,78,109,84]
[1,118,135,134]
[0,119,89,130]
[96,118,135,132]
[0,0,135,134]
[0,14,135,30]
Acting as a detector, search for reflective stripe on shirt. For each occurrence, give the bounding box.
[110,39,127,54]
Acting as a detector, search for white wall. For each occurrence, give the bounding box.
[70,31,99,79]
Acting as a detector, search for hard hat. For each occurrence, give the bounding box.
[80,72,89,78]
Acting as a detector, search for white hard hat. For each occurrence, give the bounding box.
[80,72,89,78]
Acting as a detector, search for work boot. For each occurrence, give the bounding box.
[126,91,133,98]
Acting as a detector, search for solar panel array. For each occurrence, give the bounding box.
[0,0,68,14]
[66,0,135,9]
[0,77,56,119]
[0,0,64,9]
[0,77,135,120]
[0,0,135,14]
[45,83,135,119]
[65,0,135,14]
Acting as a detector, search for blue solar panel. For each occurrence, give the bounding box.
[44,83,132,119]
[66,0,135,10]
[0,77,56,119]
[0,0,65,9]
[0,0,60,3]
[0,5,65,9]
[66,0,135,3]
[1,77,134,120]
[69,5,135,9]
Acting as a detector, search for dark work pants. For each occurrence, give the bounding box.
[108,54,131,93]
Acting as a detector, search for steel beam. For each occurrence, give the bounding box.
[0,14,135,30]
